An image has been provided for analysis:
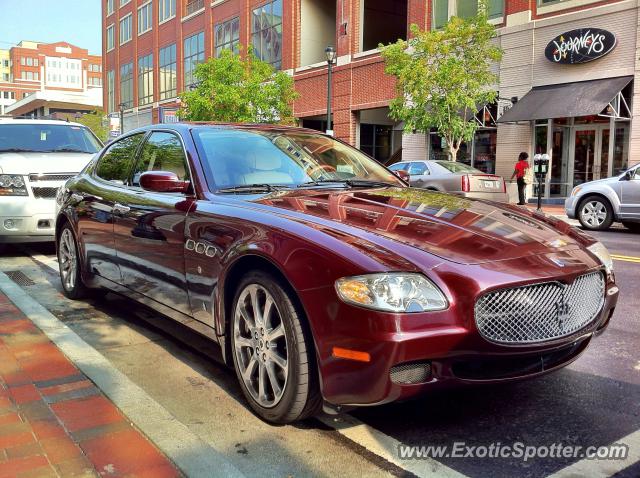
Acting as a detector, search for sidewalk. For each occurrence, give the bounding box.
[0,292,182,478]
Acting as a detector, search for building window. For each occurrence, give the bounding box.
[433,0,504,28]
[20,57,25,66]
[185,0,204,16]
[26,57,33,66]
[120,0,131,5]
[214,17,240,57]
[251,0,282,69]
[34,58,39,67]
[138,2,153,35]
[107,24,115,51]
[107,0,114,15]
[107,70,115,113]
[138,53,154,106]
[120,62,133,108]
[183,32,204,89]
[1,73,8,81]
[120,14,132,44]
[2,60,8,67]
[159,0,176,22]
[159,43,177,100]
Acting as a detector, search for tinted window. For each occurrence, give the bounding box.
[408,162,428,175]
[0,123,102,153]
[95,133,145,183]
[132,132,188,187]
[388,163,407,171]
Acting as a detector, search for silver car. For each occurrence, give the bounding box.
[565,164,640,231]
[388,160,508,202]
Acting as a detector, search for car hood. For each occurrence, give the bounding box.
[0,151,95,175]
[251,187,584,265]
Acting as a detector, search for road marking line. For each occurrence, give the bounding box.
[319,414,468,478]
[0,272,245,478]
[611,254,640,263]
[547,428,640,478]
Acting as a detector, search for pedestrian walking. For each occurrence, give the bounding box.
[511,152,530,206]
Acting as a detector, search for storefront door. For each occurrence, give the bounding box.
[568,125,628,187]
[571,128,597,185]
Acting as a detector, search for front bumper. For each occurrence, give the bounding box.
[565,196,578,219]
[300,267,618,407]
[0,196,57,243]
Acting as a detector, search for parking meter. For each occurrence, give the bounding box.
[533,154,550,211]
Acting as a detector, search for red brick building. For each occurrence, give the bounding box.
[103,0,639,199]
[0,41,102,118]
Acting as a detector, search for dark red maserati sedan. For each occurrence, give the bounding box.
[55,123,618,423]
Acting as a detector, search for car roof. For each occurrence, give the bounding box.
[122,122,327,137]
[0,118,87,127]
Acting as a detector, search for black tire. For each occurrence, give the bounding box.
[57,224,89,299]
[230,270,321,424]
[622,221,640,233]
[577,195,614,231]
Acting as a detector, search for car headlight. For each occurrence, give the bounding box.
[335,273,448,313]
[570,186,582,197]
[587,241,613,275]
[0,174,27,196]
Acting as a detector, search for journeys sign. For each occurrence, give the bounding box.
[545,28,616,64]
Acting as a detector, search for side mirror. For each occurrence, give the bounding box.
[620,170,633,181]
[394,169,410,182]
[139,171,190,193]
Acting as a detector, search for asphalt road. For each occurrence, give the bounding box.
[0,226,638,478]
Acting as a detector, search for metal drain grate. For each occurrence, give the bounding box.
[5,270,36,286]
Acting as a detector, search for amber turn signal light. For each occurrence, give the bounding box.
[332,347,371,362]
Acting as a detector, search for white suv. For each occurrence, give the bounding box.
[0,119,102,249]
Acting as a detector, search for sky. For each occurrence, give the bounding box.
[0,0,102,55]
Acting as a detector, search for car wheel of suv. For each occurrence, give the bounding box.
[578,196,613,231]
[57,225,88,299]
[230,271,321,424]
[622,221,640,233]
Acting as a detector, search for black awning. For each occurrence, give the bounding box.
[497,76,633,123]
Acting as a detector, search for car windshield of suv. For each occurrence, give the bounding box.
[193,128,404,191]
[0,123,102,154]
[434,161,482,174]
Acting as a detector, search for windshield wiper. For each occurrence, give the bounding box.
[0,148,42,153]
[55,148,89,153]
[297,179,351,188]
[344,179,396,188]
[216,184,292,194]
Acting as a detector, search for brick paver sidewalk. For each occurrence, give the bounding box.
[0,292,182,478]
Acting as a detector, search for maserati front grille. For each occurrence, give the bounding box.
[475,271,605,344]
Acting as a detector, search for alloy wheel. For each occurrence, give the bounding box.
[233,284,289,408]
[58,228,77,291]
[580,200,607,228]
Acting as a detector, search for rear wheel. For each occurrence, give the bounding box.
[622,221,640,233]
[57,225,89,299]
[578,196,613,231]
[230,271,321,424]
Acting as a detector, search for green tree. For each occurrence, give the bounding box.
[76,109,108,143]
[179,49,298,124]
[381,3,502,162]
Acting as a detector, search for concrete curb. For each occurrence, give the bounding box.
[0,271,245,478]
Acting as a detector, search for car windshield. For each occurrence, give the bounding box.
[434,161,483,174]
[192,128,404,190]
[0,123,102,154]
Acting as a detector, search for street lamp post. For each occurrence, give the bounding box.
[325,46,337,136]
[118,102,127,136]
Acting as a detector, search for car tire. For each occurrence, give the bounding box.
[622,221,640,233]
[578,196,614,231]
[230,270,322,424]
[57,224,89,299]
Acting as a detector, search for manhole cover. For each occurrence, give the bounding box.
[5,270,36,287]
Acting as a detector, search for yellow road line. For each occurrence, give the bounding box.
[611,254,640,263]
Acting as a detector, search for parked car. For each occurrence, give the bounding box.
[0,119,102,250]
[56,123,617,424]
[565,164,640,231]
[388,160,508,202]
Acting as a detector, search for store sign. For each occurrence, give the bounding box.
[159,107,179,124]
[545,28,616,64]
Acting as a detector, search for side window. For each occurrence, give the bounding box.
[388,162,407,171]
[95,133,145,184]
[131,132,189,187]
[408,162,428,175]
[634,167,640,180]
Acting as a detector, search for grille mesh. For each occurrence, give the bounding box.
[390,362,432,384]
[29,173,74,182]
[475,271,605,344]
[32,187,59,199]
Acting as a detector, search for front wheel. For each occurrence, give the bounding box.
[57,225,89,299]
[230,271,321,424]
[578,196,614,231]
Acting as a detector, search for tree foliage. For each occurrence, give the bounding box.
[381,3,502,161]
[179,49,298,124]
[76,109,108,142]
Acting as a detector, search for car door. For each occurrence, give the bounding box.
[619,166,640,218]
[76,133,145,283]
[113,130,195,316]
[407,161,430,187]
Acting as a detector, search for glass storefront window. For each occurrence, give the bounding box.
[428,129,495,173]
[613,125,630,175]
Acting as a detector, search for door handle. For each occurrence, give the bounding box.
[71,192,103,202]
[113,203,131,215]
